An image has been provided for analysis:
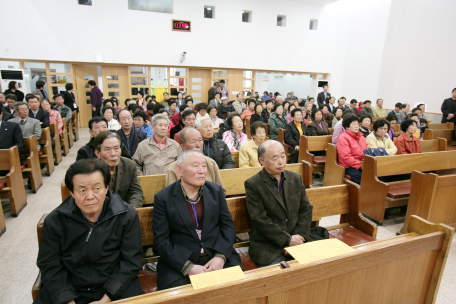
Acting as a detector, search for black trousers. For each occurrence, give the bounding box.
[92,105,101,117]
[33,276,143,304]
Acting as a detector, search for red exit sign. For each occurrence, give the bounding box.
[172,20,191,32]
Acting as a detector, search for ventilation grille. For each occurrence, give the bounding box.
[1,70,23,80]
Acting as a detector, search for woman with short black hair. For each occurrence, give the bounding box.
[239,121,267,168]
[285,108,310,163]
[393,119,421,154]
[359,114,373,137]
[250,103,268,124]
[366,119,397,155]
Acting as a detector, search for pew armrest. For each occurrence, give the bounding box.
[31,271,42,301]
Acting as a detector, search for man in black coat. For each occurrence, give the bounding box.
[441,88,456,139]
[116,110,146,157]
[197,117,235,169]
[245,140,313,267]
[27,95,49,128]
[317,84,331,106]
[77,117,130,161]
[0,104,24,154]
[285,109,310,163]
[153,150,242,290]
[33,159,143,304]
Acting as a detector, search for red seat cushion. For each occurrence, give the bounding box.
[329,226,376,247]
[137,263,158,294]
[236,247,258,271]
[447,146,456,151]
[21,163,27,170]
[38,151,44,156]
[387,181,411,199]
[0,179,7,190]
[313,156,326,165]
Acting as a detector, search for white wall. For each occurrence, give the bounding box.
[255,72,312,99]
[377,0,456,113]
[0,0,334,72]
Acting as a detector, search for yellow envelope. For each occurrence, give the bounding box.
[190,265,245,290]
[285,238,355,264]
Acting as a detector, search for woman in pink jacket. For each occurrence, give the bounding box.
[337,115,368,184]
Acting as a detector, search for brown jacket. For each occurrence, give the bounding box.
[165,156,226,194]
[245,169,313,265]
[133,137,183,176]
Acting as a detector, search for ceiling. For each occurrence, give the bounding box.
[290,0,340,5]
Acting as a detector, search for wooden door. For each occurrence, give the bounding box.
[102,66,129,107]
[188,69,211,104]
[75,65,99,127]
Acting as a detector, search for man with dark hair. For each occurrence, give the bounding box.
[77,117,130,161]
[146,102,155,119]
[3,94,17,118]
[116,110,147,157]
[0,92,6,107]
[337,98,349,111]
[63,83,78,113]
[9,101,41,152]
[94,131,144,207]
[245,140,313,267]
[308,97,318,111]
[389,102,404,124]
[31,80,48,100]
[328,96,336,113]
[0,103,24,154]
[441,88,456,140]
[4,81,24,101]
[154,150,241,290]
[208,82,219,103]
[359,100,373,117]
[412,107,428,134]
[34,159,143,304]
[88,80,102,117]
[160,92,170,108]
[317,84,330,106]
[216,79,229,99]
[173,109,196,145]
[53,94,72,125]
[26,95,49,128]
[349,99,358,110]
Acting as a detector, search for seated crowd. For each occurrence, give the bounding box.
[19,81,449,304]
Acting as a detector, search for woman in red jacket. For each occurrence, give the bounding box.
[337,115,368,184]
[393,119,422,154]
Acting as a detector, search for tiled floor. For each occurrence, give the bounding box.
[0,133,454,303]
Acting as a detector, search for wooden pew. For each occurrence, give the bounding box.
[400,171,456,234]
[360,150,456,224]
[0,147,27,216]
[67,117,74,148]
[278,128,292,163]
[111,216,451,303]
[60,118,70,156]
[298,135,332,173]
[38,127,55,175]
[22,136,43,193]
[323,138,448,187]
[428,122,454,130]
[71,111,79,142]
[423,122,454,144]
[329,127,334,134]
[393,124,401,133]
[231,151,239,168]
[0,200,5,237]
[245,118,251,138]
[49,122,62,165]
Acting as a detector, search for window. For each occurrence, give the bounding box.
[49,63,70,73]
[310,19,318,30]
[130,66,148,75]
[243,71,253,78]
[242,10,252,23]
[277,15,286,27]
[204,6,214,18]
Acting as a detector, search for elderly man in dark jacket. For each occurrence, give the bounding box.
[197,116,235,169]
[245,140,313,267]
[34,159,143,304]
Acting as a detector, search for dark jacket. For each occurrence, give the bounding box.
[307,120,330,136]
[285,121,310,154]
[0,120,24,153]
[153,180,242,290]
[317,91,331,106]
[208,87,217,102]
[4,89,24,101]
[217,104,235,120]
[359,107,374,117]
[359,126,372,138]
[76,137,131,161]
[90,86,103,107]
[116,128,147,157]
[441,98,456,123]
[269,112,288,140]
[245,169,313,265]
[262,109,273,121]
[37,190,143,304]
[216,121,230,140]
[29,108,50,128]
[250,113,268,124]
[114,157,144,208]
[203,135,236,169]
[1,110,13,121]
[63,91,78,112]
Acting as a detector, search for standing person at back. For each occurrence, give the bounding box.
[317,84,330,106]
[31,80,49,101]
[63,83,78,113]
[208,82,219,104]
[216,79,229,99]
[88,80,102,117]
[4,81,24,101]
[441,88,456,140]
[116,109,147,157]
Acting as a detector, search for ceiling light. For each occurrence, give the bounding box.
[207,7,211,10]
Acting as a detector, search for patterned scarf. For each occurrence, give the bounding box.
[230,130,242,150]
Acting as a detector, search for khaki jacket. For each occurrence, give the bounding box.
[133,137,183,176]
[366,132,397,155]
[165,156,226,194]
[372,106,386,118]
[239,139,261,168]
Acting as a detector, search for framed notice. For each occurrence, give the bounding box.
[172,20,191,32]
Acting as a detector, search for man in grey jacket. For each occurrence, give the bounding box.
[9,101,41,152]
[53,94,72,124]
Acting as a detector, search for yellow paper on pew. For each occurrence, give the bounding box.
[190,265,245,290]
[285,238,355,265]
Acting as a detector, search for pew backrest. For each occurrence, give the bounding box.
[428,122,454,130]
[231,151,239,168]
[299,135,332,164]
[420,137,447,152]
[423,128,454,141]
